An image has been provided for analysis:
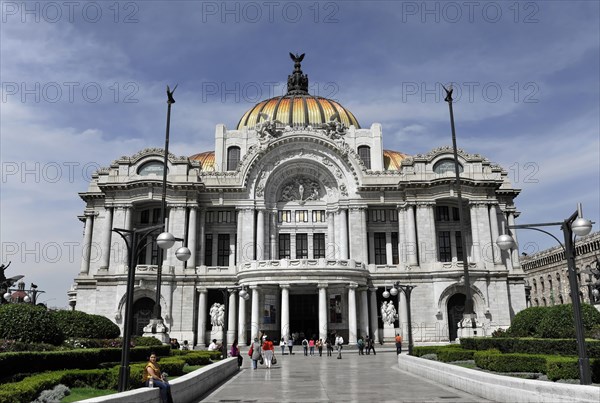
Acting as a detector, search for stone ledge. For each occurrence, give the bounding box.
[398,355,600,403]
[80,357,239,403]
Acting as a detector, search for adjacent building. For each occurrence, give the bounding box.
[71,55,526,346]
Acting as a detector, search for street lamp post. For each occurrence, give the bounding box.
[496,203,593,385]
[383,282,416,355]
[2,281,45,305]
[443,85,476,330]
[218,286,250,359]
[113,225,190,392]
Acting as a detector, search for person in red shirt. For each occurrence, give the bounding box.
[395,333,402,354]
[262,336,275,368]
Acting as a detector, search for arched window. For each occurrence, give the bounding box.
[138,160,165,176]
[358,146,371,169]
[227,146,241,171]
[433,158,464,174]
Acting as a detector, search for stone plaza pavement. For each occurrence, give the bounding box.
[199,347,487,402]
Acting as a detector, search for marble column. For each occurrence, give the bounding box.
[236,209,243,264]
[80,213,94,274]
[416,203,437,266]
[280,284,290,339]
[187,207,197,269]
[250,286,260,340]
[360,208,368,263]
[256,209,265,260]
[99,207,113,270]
[197,288,207,347]
[398,206,406,266]
[359,288,369,339]
[385,232,393,265]
[227,291,237,344]
[489,204,501,264]
[369,288,379,343]
[238,291,248,346]
[399,288,408,342]
[199,209,206,266]
[339,209,348,259]
[469,203,481,264]
[270,212,278,260]
[348,283,358,344]
[508,212,521,270]
[318,283,328,342]
[405,205,418,265]
[327,211,336,258]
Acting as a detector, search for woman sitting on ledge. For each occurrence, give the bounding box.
[142,352,174,403]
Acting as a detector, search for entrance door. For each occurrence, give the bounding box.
[133,297,154,336]
[447,293,466,341]
[290,294,318,341]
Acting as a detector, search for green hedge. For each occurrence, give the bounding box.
[52,310,120,339]
[0,346,171,377]
[507,304,600,338]
[474,350,547,373]
[411,345,475,362]
[0,304,64,345]
[459,337,600,357]
[0,350,220,402]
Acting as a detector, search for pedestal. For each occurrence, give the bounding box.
[383,323,397,343]
[456,315,483,341]
[210,326,224,344]
[142,318,170,344]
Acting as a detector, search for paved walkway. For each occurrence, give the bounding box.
[199,347,487,402]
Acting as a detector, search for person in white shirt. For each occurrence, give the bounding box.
[207,339,219,351]
[335,334,344,359]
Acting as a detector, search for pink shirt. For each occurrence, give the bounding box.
[309,340,315,347]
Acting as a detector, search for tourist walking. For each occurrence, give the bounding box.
[262,337,275,368]
[316,339,323,356]
[326,338,333,356]
[280,338,286,355]
[250,337,262,370]
[309,338,315,355]
[335,334,344,359]
[230,339,243,367]
[365,335,376,355]
[302,337,309,356]
[287,337,294,355]
[357,337,365,355]
[395,333,402,354]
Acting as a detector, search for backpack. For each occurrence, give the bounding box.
[302,339,308,347]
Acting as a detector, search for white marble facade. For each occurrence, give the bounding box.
[72,57,526,346]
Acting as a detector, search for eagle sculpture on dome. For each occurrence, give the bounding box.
[289,52,304,64]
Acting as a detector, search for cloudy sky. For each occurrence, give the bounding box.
[1,1,599,308]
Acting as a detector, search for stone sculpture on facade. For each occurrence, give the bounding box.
[256,112,283,142]
[381,301,398,325]
[209,302,225,327]
[279,178,320,203]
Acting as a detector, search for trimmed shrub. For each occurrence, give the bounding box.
[0,339,59,353]
[0,304,64,345]
[412,346,446,357]
[53,310,120,339]
[460,337,600,357]
[537,304,600,339]
[437,348,475,362]
[133,336,163,347]
[506,306,547,337]
[474,350,547,373]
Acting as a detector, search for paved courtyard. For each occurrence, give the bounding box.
[199,347,486,402]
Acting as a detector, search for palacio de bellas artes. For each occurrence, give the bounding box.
[70,54,525,348]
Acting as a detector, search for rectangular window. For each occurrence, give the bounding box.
[374,232,386,264]
[278,210,291,223]
[455,231,463,261]
[313,233,325,259]
[279,234,291,259]
[438,231,452,262]
[141,210,149,224]
[391,232,399,264]
[312,210,326,222]
[295,210,308,223]
[296,233,308,258]
[263,294,277,324]
[217,234,230,266]
[453,207,460,221]
[372,209,386,222]
[329,295,342,323]
[204,234,213,266]
[205,211,215,223]
[436,206,450,222]
[389,209,398,222]
[152,209,161,224]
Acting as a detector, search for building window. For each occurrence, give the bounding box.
[218,211,234,223]
[389,210,398,222]
[227,146,241,171]
[374,233,386,264]
[452,207,460,221]
[312,210,326,222]
[438,231,452,262]
[295,210,308,223]
[358,145,371,169]
[141,210,149,224]
[278,210,291,223]
[391,232,399,264]
[263,294,277,324]
[296,234,308,258]
[204,234,213,266]
[206,211,215,223]
[217,234,230,266]
[372,209,386,222]
[313,233,325,258]
[279,234,291,259]
[455,232,463,261]
[433,158,463,174]
[436,206,450,221]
